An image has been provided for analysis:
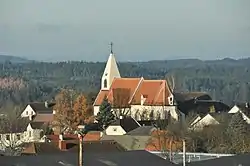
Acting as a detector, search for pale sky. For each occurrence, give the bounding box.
[0,0,250,62]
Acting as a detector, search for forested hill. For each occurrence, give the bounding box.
[0,57,250,109]
[0,55,31,63]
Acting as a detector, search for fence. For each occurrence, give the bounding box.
[149,151,235,164]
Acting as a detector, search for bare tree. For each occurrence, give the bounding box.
[147,116,185,161]
[166,74,176,94]
[0,106,29,156]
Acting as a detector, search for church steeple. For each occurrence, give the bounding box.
[101,42,121,90]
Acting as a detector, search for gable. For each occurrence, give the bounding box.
[228,105,240,113]
[192,114,219,129]
[21,105,36,117]
[106,125,126,135]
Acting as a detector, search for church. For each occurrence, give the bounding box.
[93,43,181,121]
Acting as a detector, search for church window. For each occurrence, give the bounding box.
[104,79,107,88]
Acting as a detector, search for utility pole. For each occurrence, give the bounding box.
[183,139,186,166]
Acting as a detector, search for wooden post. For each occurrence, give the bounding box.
[79,135,83,166]
[183,139,186,166]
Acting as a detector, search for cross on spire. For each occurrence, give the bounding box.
[110,42,113,54]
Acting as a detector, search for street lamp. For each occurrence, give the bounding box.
[77,125,89,166]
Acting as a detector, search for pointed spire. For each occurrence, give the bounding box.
[101,42,120,90]
[110,42,113,54]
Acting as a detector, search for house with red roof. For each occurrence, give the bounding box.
[93,44,182,121]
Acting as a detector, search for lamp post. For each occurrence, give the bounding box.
[77,127,86,166]
[77,124,91,166]
[182,139,186,166]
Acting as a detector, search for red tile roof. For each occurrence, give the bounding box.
[94,77,172,106]
[107,78,141,103]
[93,90,109,106]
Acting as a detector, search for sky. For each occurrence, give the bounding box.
[0,0,250,62]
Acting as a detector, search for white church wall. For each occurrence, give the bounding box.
[94,105,178,121]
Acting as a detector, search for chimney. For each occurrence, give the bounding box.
[59,133,63,140]
[58,139,66,150]
[246,102,249,108]
[58,134,66,150]
[45,101,49,108]
[141,94,146,106]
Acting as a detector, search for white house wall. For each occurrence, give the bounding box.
[0,133,24,150]
[190,116,202,126]
[94,106,100,116]
[25,124,44,142]
[228,105,240,113]
[105,125,126,135]
[241,113,250,124]
[94,105,178,121]
[228,105,250,124]
[21,105,36,118]
[130,105,178,120]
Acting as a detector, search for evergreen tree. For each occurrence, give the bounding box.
[228,112,248,137]
[96,98,115,129]
[227,112,249,153]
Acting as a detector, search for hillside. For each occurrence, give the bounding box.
[0,55,31,63]
[0,57,249,108]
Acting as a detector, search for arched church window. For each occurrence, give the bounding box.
[104,79,107,88]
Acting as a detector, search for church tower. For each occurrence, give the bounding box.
[101,42,121,90]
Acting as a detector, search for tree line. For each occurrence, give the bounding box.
[0,58,250,111]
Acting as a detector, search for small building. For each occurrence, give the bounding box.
[174,92,229,115]
[189,113,220,131]
[228,103,250,124]
[105,116,141,135]
[21,102,55,122]
[24,122,45,142]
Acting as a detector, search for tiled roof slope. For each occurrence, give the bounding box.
[28,102,55,114]
[94,77,172,106]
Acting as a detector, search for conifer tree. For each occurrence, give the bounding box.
[96,98,115,129]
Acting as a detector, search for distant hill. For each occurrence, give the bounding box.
[0,55,31,63]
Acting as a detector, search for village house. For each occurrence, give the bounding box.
[228,103,250,124]
[189,113,220,131]
[93,44,182,121]
[0,122,46,151]
[174,92,229,115]
[105,116,141,135]
[21,102,55,122]
[188,112,232,131]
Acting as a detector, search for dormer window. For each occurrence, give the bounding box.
[104,79,107,88]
